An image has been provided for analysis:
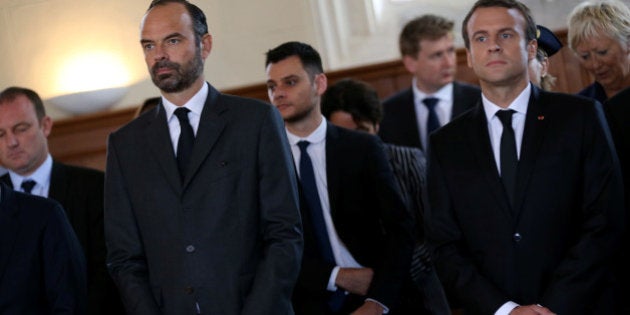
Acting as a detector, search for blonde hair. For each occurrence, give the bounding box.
[568,0,630,51]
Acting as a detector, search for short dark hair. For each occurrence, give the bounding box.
[399,15,454,57]
[462,0,537,49]
[0,86,46,120]
[147,0,208,45]
[265,41,324,79]
[321,79,382,126]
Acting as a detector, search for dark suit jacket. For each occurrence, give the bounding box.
[426,86,625,315]
[0,182,87,314]
[1,162,120,315]
[379,81,480,149]
[105,84,302,315]
[292,123,414,315]
[604,88,630,313]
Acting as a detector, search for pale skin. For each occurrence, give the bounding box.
[574,34,630,99]
[403,33,457,94]
[140,2,213,106]
[466,6,537,108]
[266,56,383,315]
[0,95,52,176]
[466,6,554,315]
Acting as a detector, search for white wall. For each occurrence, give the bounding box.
[0,0,627,119]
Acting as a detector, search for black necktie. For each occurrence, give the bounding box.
[21,179,36,194]
[174,107,195,181]
[423,97,440,134]
[496,110,517,207]
[297,141,345,311]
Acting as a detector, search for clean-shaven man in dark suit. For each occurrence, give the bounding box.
[265,42,414,315]
[425,1,625,314]
[0,86,122,315]
[0,182,87,314]
[105,1,302,315]
[379,14,480,151]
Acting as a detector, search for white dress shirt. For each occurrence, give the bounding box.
[412,79,454,152]
[481,84,531,315]
[9,154,53,197]
[162,83,208,154]
[482,83,530,175]
[286,119,363,290]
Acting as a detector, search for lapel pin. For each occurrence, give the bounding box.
[537,115,545,121]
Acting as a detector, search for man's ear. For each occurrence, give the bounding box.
[41,116,53,137]
[527,39,538,62]
[402,55,418,74]
[314,73,328,96]
[201,33,213,59]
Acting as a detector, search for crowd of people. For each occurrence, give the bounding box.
[0,0,628,314]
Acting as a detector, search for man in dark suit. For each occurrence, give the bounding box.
[321,78,450,315]
[265,41,414,315]
[425,1,625,315]
[379,14,480,151]
[0,182,87,314]
[105,1,302,315]
[0,86,121,315]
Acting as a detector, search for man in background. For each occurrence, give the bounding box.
[0,182,87,314]
[379,14,480,152]
[0,86,122,315]
[266,41,414,315]
[321,78,451,315]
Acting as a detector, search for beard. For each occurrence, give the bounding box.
[150,50,204,93]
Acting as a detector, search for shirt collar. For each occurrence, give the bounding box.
[411,78,453,102]
[286,116,327,146]
[9,154,53,188]
[162,82,209,121]
[482,83,531,121]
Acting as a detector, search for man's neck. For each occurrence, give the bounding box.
[480,79,529,109]
[286,113,323,138]
[162,78,205,106]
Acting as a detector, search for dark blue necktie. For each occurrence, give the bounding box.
[496,110,517,208]
[297,141,345,311]
[21,179,36,194]
[174,107,195,181]
[423,97,441,134]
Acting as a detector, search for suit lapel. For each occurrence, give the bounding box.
[182,85,227,189]
[0,184,19,282]
[467,103,513,218]
[451,82,467,118]
[324,123,341,219]
[513,86,548,217]
[48,162,67,204]
[400,89,423,148]
[145,102,182,194]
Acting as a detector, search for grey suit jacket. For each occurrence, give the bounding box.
[105,84,303,315]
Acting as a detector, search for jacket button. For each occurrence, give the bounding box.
[186,245,195,253]
[513,233,522,242]
[185,286,194,294]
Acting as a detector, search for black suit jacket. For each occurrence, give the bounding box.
[379,81,480,149]
[604,88,630,313]
[1,162,121,315]
[0,182,87,314]
[105,84,302,315]
[292,123,414,314]
[426,86,624,315]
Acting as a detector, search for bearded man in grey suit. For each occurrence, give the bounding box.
[104,1,303,314]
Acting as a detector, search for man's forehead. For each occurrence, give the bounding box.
[141,3,192,35]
